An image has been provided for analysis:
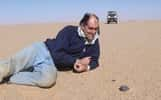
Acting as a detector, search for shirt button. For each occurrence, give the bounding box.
[83,48,86,52]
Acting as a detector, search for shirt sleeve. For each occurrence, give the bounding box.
[51,26,77,66]
[89,39,100,70]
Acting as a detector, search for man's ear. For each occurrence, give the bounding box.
[81,25,86,33]
[80,25,84,30]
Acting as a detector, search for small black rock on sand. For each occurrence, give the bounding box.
[119,85,129,92]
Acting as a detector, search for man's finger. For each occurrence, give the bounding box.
[86,56,91,59]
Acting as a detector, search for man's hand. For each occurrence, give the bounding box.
[74,63,87,73]
[79,57,91,66]
[73,57,91,73]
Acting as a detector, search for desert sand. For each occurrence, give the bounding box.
[0,21,161,100]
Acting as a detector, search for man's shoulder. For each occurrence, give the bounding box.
[61,25,78,36]
[63,25,78,31]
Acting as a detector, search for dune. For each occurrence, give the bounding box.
[0,21,161,100]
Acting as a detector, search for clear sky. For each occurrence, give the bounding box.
[0,0,161,24]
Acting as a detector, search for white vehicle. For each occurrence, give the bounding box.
[107,11,118,24]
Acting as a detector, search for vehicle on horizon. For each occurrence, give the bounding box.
[107,11,118,24]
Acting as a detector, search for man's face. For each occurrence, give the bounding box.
[83,16,99,42]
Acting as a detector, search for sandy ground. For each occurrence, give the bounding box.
[0,21,161,100]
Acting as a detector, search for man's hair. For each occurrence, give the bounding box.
[79,13,100,34]
[79,13,99,26]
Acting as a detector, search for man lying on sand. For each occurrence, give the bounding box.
[0,13,100,88]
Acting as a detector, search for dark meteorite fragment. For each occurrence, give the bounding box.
[119,85,129,92]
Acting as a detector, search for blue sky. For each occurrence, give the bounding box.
[0,0,161,24]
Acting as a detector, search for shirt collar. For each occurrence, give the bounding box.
[77,26,99,45]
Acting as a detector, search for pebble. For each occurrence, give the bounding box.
[119,85,129,92]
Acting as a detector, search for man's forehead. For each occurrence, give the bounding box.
[87,17,99,27]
